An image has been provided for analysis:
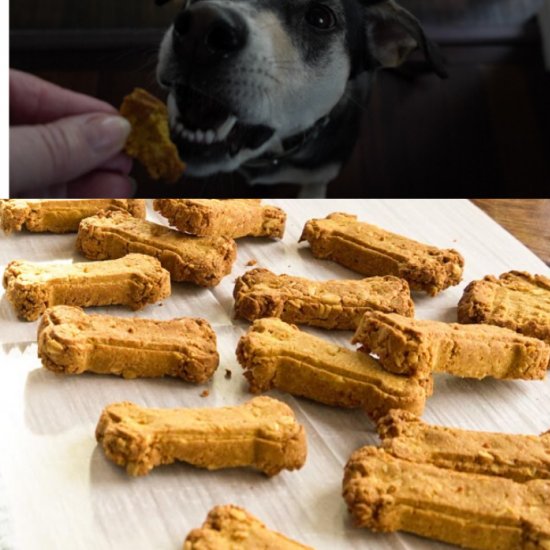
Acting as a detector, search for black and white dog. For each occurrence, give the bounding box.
[156,0,446,196]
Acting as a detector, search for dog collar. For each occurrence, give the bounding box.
[242,115,330,169]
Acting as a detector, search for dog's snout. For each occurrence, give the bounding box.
[173,5,248,65]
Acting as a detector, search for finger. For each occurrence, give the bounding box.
[12,186,69,198]
[99,153,134,176]
[10,113,131,194]
[66,172,135,198]
[41,172,135,198]
[10,69,117,125]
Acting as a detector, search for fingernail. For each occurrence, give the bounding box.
[86,114,132,154]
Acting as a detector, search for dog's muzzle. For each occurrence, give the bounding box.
[165,3,275,170]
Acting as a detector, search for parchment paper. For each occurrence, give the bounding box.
[0,199,549,550]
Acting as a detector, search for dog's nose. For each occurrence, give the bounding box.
[173,5,248,65]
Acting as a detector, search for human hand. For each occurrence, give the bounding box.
[10,69,134,198]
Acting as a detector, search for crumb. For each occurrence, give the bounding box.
[200,389,210,398]
[225,369,232,379]
[246,259,258,267]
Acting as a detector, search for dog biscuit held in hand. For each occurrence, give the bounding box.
[96,396,307,476]
[38,306,218,383]
[352,310,549,380]
[3,254,170,322]
[343,446,550,550]
[154,199,286,239]
[120,88,185,182]
[300,212,464,295]
[459,271,550,345]
[0,199,145,234]
[234,268,414,330]
[377,409,550,482]
[77,209,237,286]
[184,505,313,550]
[237,318,431,418]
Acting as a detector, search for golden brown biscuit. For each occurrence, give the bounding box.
[343,446,550,550]
[183,505,312,549]
[299,212,464,295]
[377,409,550,482]
[96,396,307,476]
[77,209,237,286]
[120,88,185,182]
[154,199,286,239]
[38,306,218,383]
[458,271,550,345]
[352,310,549,380]
[236,318,432,418]
[0,199,145,234]
[3,253,170,322]
[234,268,414,330]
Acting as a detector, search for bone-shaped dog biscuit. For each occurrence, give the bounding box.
[38,306,218,383]
[377,409,550,482]
[3,253,171,321]
[77,209,237,286]
[0,199,145,234]
[237,318,431,418]
[343,447,550,550]
[352,310,549,380]
[154,199,286,239]
[96,396,307,476]
[183,505,313,549]
[300,212,464,295]
[234,268,414,330]
[459,271,550,345]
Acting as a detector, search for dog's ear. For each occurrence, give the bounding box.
[361,0,448,78]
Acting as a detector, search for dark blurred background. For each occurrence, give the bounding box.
[10,0,550,197]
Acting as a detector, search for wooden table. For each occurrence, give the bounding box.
[472,199,550,265]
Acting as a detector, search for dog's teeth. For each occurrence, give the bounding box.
[176,115,237,144]
[216,116,237,141]
[205,130,215,144]
[179,123,233,144]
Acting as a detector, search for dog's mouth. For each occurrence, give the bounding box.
[169,87,274,162]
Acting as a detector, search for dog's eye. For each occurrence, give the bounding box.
[305,3,336,31]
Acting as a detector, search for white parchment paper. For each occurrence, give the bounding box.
[0,199,548,550]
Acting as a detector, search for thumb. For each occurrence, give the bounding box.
[10,113,131,194]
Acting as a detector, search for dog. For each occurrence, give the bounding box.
[155,0,446,197]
